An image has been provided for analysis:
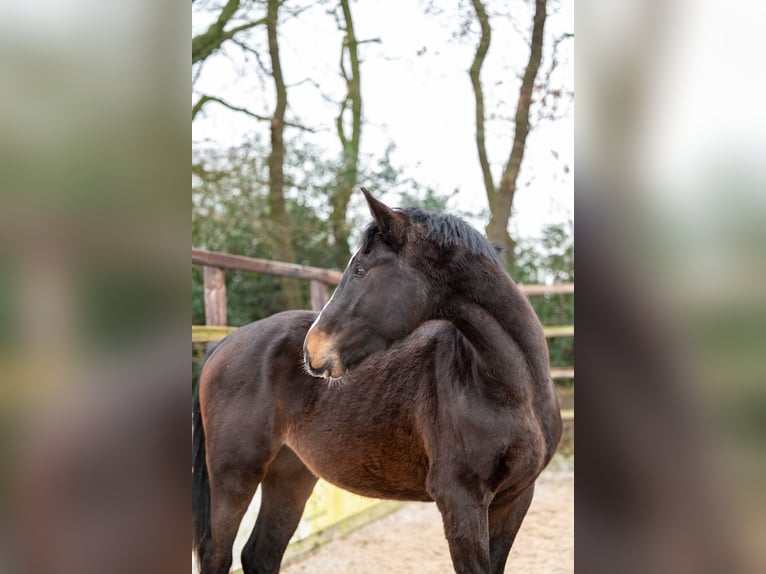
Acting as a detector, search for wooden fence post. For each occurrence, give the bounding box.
[203,266,227,326]
[310,280,329,311]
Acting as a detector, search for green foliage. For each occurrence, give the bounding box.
[514,220,574,385]
[398,187,453,212]
[193,135,336,325]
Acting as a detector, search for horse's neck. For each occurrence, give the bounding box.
[445,280,549,384]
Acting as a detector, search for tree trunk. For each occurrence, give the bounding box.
[471,0,547,275]
[469,0,494,203]
[329,0,363,269]
[267,0,303,309]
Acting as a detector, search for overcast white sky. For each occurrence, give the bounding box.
[193,0,573,240]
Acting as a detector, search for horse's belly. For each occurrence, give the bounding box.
[286,427,432,502]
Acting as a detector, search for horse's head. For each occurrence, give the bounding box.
[303,189,432,380]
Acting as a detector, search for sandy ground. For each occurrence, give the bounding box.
[282,462,573,574]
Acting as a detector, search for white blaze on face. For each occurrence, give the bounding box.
[308,247,360,332]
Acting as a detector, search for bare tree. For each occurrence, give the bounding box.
[266,0,303,309]
[470,0,547,274]
[328,0,363,269]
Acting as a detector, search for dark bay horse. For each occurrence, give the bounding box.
[192,189,562,573]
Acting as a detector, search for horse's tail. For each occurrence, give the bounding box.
[192,392,210,566]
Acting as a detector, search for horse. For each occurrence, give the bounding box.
[192,188,562,574]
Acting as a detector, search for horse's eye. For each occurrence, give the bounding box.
[353,265,366,278]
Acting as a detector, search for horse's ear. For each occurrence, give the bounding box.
[361,187,408,250]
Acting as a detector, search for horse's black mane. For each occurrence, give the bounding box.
[361,205,505,268]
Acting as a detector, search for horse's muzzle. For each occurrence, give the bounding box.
[304,351,344,380]
[304,328,344,379]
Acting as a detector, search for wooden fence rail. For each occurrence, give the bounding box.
[192,248,343,284]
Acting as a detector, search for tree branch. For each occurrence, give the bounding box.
[191,0,267,65]
[469,0,496,205]
[330,0,363,268]
[193,95,270,121]
[500,0,547,193]
[192,94,316,131]
[539,32,573,101]
[224,18,267,39]
[230,38,272,76]
[336,97,350,147]
[192,0,241,64]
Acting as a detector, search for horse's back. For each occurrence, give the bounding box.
[204,309,316,364]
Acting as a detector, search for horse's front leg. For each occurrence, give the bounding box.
[488,484,535,574]
[428,472,491,573]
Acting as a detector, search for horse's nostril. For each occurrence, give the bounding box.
[304,350,329,377]
[305,355,339,380]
